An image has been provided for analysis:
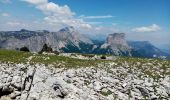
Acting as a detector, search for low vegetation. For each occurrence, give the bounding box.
[0,49,170,99]
[38,44,53,54]
[0,49,169,71]
[0,49,108,68]
[113,57,170,77]
[19,46,30,52]
[0,49,31,63]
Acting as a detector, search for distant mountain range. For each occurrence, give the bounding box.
[0,26,169,59]
[156,44,170,54]
[128,41,170,59]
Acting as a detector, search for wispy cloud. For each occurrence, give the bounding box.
[21,0,47,5]
[21,0,92,29]
[79,15,114,19]
[112,23,117,26]
[0,0,11,3]
[6,22,27,27]
[1,13,10,17]
[86,21,103,25]
[132,24,161,32]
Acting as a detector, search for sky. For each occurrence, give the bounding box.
[0,0,170,46]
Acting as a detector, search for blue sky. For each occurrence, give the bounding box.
[0,0,170,46]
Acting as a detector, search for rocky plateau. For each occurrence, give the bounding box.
[0,53,170,100]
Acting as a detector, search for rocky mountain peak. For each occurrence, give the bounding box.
[56,26,93,45]
[99,33,131,56]
[0,28,168,58]
[59,26,75,33]
[36,30,50,33]
[20,29,30,32]
[106,33,126,45]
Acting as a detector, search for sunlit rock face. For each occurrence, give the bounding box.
[0,27,169,58]
[106,33,126,45]
[0,26,93,53]
[98,33,131,56]
[0,28,131,56]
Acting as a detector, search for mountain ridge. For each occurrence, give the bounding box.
[0,26,169,59]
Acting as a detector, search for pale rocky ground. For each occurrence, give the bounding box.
[0,53,170,100]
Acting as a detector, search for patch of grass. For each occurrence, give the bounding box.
[66,79,72,84]
[100,89,112,96]
[77,53,112,57]
[0,49,32,63]
[0,49,109,68]
[114,56,170,78]
[29,54,102,68]
[0,49,170,74]
[84,80,91,85]
[80,53,95,58]
[42,79,46,83]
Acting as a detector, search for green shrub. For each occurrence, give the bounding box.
[100,55,106,59]
[20,47,29,52]
[39,44,53,54]
[53,51,59,55]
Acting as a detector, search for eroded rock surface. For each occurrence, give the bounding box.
[0,62,170,100]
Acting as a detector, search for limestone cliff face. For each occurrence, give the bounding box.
[98,33,131,56]
[0,28,131,56]
[0,26,93,52]
[106,33,126,45]
[1,28,168,58]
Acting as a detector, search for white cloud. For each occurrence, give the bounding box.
[79,15,114,19]
[85,21,103,25]
[132,24,161,32]
[22,0,92,29]
[7,22,27,27]
[7,22,20,26]
[0,0,11,3]
[22,0,47,5]
[112,23,117,26]
[1,13,10,17]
